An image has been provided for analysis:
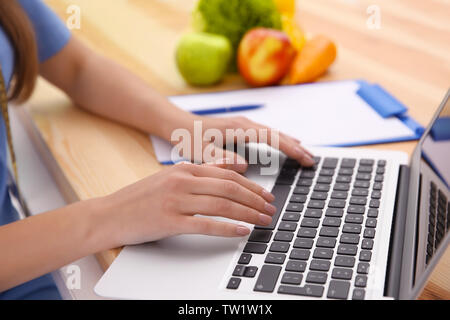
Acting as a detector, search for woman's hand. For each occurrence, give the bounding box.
[165,113,315,172]
[103,162,276,246]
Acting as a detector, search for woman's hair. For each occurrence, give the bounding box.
[0,0,38,102]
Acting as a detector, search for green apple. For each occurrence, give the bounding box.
[176,32,232,86]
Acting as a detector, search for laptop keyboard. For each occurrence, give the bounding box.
[426,182,449,264]
[226,156,388,300]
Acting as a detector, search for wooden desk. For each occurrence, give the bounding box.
[22,0,449,299]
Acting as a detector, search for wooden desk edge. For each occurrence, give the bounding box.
[16,106,446,300]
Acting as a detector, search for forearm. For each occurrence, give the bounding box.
[68,51,197,141]
[0,197,115,291]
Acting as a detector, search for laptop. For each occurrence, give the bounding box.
[95,90,450,300]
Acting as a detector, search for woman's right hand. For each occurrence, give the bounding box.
[102,162,276,247]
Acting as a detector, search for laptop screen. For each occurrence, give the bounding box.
[413,94,450,285]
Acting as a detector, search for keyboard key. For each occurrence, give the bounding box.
[278,284,324,297]
[354,181,370,188]
[314,184,330,192]
[310,259,331,271]
[352,188,369,197]
[306,272,328,284]
[254,265,282,293]
[317,176,333,184]
[290,249,311,261]
[367,209,379,218]
[375,175,384,182]
[319,169,335,176]
[360,159,374,166]
[293,238,314,249]
[270,241,290,253]
[286,203,304,212]
[248,230,273,243]
[335,256,355,268]
[301,218,320,228]
[343,224,362,234]
[300,171,315,179]
[255,185,290,230]
[329,199,346,208]
[358,165,373,173]
[323,158,338,168]
[310,191,328,200]
[238,253,252,265]
[364,228,376,239]
[297,227,317,238]
[274,231,294,242]
[371,190,382,199]
[244,242,267,254]
[313,248,334,259]
[362,239,374,250]
[369,199,380,208]
[350,196,367,205]
[293,186,310,195]
[338,168,354,176]
[281,272,303,285]
[278,222,297,232]
[285,260,306,272]
[373,182,383,190]
[297,179,313,186]
[316,237,337,248]
[345,214,363,224]
[244,266,258,278]
[357,262,370,274]
[340,234,360,245]
[377,160,386,167]
[290,194,307,203]
[359,250,372,262]
[334,183,350,191]
[227,277,241,289]
[233,265,246,276]
[366,218,377,228]
[282,212,301,222]
[355,275,367,288]
[319,227,339,238]
[336,175,352,183]
[304,209,323,218]
[308,200,325,209]
[332,268,353,280]
[337,244,358,256]
[325,208,344,217]
[341,158,356,168]
[327,280,350,299]
[265,253,286,264]
[356,173,371,181]
[347,205,365,214]
[322,217,342,227]
[331,191,348,199]
[352,289,365,300]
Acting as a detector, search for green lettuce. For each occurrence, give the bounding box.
[193,0,282,66]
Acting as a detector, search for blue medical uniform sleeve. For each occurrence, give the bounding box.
[18,0,71,62]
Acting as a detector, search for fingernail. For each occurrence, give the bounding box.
[262,189,275,202]
[304,154,315,166]
[236,226,250,236]
[264,202,277,215]
[259,213,272,225]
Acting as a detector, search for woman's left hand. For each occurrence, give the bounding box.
[167,114,315,173]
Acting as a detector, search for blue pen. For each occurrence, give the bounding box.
[191,104,264,115]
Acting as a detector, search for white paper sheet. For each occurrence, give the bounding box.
[151,80,416,164]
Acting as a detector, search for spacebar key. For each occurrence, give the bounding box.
[278,285,324,297]
[254,265,282,293]
[255,185,291,230]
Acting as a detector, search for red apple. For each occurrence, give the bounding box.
[238,28,296,87]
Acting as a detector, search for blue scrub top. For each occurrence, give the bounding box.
[0,0,71,299]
